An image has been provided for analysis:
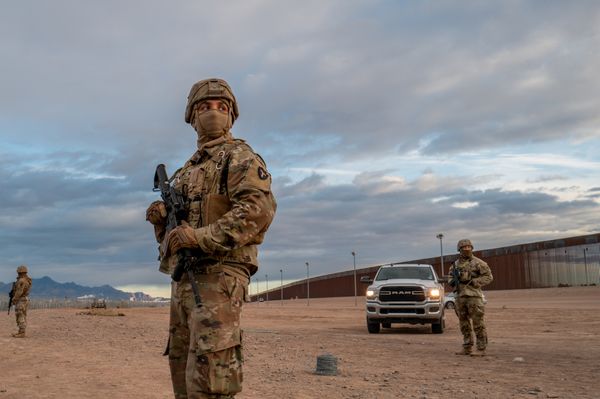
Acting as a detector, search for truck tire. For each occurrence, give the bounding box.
[367,319,380,334]
[431,318,445,334]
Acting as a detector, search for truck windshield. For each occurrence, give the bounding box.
[376,267,433,281]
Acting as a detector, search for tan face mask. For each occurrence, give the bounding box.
[192,110,231,141]
[460,248,473,259]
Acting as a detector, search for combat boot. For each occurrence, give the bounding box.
[455,347,472,355]
[471,348,486,357]
[11,331,25,338]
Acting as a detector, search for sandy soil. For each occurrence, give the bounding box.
[1,286,599,399]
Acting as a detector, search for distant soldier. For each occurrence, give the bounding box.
[448,239,493,356]
[146,78,276,398]
[11,265,32,338]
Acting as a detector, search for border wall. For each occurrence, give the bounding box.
[253,233,600,302]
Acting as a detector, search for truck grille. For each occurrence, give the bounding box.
[378,286,425,302]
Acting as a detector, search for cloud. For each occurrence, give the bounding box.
[1,1,600,287]
[263,169,600,279]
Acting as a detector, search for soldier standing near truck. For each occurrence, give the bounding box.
[10,265,32,338]
[146,78,276,398]
[448,239,493,356]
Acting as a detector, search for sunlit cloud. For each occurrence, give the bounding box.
[452,201,479,209]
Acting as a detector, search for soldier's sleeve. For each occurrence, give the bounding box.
[153,224,167,243]
[12,279,26,301]
[194,147,277,253]
[472,260,493,288]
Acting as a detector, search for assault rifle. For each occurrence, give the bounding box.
[153,164,202,307]
[449,265,461,294]
[449,263,475,294]
[8,282,15,315]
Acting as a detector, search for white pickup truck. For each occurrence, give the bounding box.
[362,263,446,334]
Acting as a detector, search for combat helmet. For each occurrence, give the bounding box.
[457,239,473,251]
[184,78,239,124]
[16,265,28,274]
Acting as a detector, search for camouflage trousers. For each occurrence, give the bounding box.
[14,297,29,333]
[168,265,248,399]
[455,296,487,350]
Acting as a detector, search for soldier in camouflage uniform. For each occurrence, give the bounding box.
[146,78,276,398]
[448,239,493,356]
[11,265,32,338]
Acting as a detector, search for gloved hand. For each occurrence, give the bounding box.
[166,221,199,255]
[146,201,167,225]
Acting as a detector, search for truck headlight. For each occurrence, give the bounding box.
[428,288,440,299]
[366,289,376,299]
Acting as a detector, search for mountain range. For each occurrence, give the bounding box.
[0,276,146,300]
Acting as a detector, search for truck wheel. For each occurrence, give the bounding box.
[367,320,380,334]
[382,322,391,329]
[432,318,445,334]
[445,302,455,309]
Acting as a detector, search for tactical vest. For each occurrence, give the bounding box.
[452,256,490,298]
[163,139,269,275]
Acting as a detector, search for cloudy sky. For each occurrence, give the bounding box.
[1,1,599,297]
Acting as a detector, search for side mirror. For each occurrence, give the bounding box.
[360,275,373,284]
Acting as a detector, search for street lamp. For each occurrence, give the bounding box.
[280,269,284,306]
[583,248,589,286]
[265,274,269,305]
[352,251,357,306]
[306,262,310,306]
[436,233,445,277]
[255,277,259,305]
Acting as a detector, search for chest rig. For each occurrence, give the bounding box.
[455,258,476,282]
[174,142,234,229]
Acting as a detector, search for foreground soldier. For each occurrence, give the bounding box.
[448,239,493,356]
[146,78,276,398]
[11,265,32,338]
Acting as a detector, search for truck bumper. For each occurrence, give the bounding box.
[366,300,443,324]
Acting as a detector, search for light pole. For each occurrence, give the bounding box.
[280,269,283,306]
[306,262,310,306]
[436,233,445,277]
[352,251,357,306]
[255,277,259,305]
[265,274,269,305]
[583,247,589,286]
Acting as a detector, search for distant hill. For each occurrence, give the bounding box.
[0,276,141,300]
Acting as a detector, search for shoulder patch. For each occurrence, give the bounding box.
[258,166,269,180]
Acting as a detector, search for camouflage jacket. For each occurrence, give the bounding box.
[448,255,493,298]
[13,276,32,302]
[158,134,277,276]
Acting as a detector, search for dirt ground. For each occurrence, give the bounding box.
[1,286,599,399]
